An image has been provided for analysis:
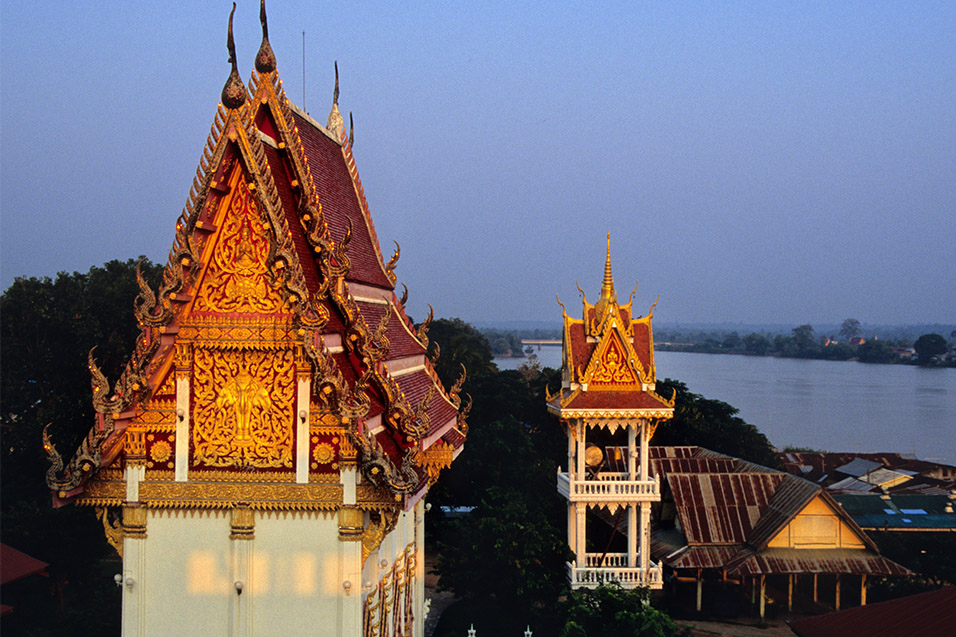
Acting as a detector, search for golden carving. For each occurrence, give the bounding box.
[591,335,638,386]
[230,505,255,540]
[123,504,148,538]
[140,481,342,510]
[97,507,124,558]
[192,348,295,468]
[149,440,172,463]
[313,443,334,464]
[193,183,285,314]
[421,442,454,485]
[361,509,400,567]
[338,505,364,541]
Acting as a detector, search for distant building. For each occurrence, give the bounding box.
[780,452,956,494]
[44,4,466,635]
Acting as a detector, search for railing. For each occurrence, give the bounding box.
[567,560,663,590]
[584,552,629,568]
[556,472,659,502]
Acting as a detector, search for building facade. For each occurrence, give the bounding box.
[547,238,674,589]
[44,4,466,635]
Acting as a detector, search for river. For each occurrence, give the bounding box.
[495,347,956,465]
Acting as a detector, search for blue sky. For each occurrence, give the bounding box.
[2,2,954,325]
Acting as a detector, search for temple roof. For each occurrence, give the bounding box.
[45,4,465,509]
[547,236,673,423]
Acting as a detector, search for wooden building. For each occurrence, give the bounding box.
[650,446,912,618]
[44,4,466,635]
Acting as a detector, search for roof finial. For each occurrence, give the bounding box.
[327,61,344,138]
[349,112,354,147]
[600,233,616,303]
[221,3,247,109]
[255,0,277,73]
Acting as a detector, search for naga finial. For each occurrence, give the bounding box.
[575,281,588,305]
[385,241,400,283]
[327,61,344,138]
[556,294,567,316]
[255,0,277,73]
[627,280,639,306]
[348,112,354,147]
[399,283,409,308]
[221,3,247,109]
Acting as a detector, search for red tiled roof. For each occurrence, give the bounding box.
[0,544,48,586]
[354,300,425,359]
[395,371,457,437]
[789,586,955,637]
[292,112,391,288]
[560,389,672,411]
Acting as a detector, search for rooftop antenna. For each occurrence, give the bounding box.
[302,31,306,110]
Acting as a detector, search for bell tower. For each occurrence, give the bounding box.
[547,236,673,589]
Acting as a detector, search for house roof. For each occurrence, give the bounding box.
[651,446,910,577]
[789,586,956,637]
[44,5,465,508]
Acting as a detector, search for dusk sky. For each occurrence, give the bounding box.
[2,2,954,326]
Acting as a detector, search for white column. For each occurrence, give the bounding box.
[640,502,651,573]
[568,503,577,557]
[295,376,311,483]
[575,423,586,479]
[575,504,587,564]
[639,420,649,481]
[121,506,148,637]
[175,374,190,482]
[230,530,253,636]
[627,504,637,567]
[415,500,426,637]
[627,426,636,480]
[337,469,362,635]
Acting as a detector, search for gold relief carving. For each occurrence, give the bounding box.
[361,509,400,567]
[192,348,295,469]
[192,184,285,314]
[96,507,124,558]
[138,481,342,510]
[313,443,334,464]
[125,426,146,466]
[174,342,192,370]
[591,336,638,386]
[310,411,341,428]
[123,504,148,538]
[149,440,172,463]
[230,505,255,540]
[339,433,358,462]
[421,442,454,485]
[356,485,397,508]
[155,372,176,396]
[338,505,364,541]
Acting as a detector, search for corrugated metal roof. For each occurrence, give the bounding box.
[668,473,784,544]
[726,548,914,577]
[836,457,883,477]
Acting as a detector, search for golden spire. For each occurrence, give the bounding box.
[221,3,247,109]
[592,233,617,323]
[255,0,277,73]
[600,233,616,304]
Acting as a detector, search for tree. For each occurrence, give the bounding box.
[560,583,678,637]
[839,318,863,343]
[858,339,894,364]
[913,333,948,364]
[651,379,781,469]
[742,332,770,356]
[791,324,817,356]
[426,317,496,390]
[1,258,162,634]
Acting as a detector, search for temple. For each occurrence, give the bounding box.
[44,3,466,636]
[547,236,674,589]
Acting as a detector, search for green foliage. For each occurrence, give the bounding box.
[1,258,162,635]
[791,324,819,357]
[652,379,781,469]
[839,318,863,342]
[742,332,770,355]
[426,317,496,390]
[560,584,679,637]
[913,333,948,364]
[857,339,894,363]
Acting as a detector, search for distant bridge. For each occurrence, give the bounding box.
[521,339,561,350]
